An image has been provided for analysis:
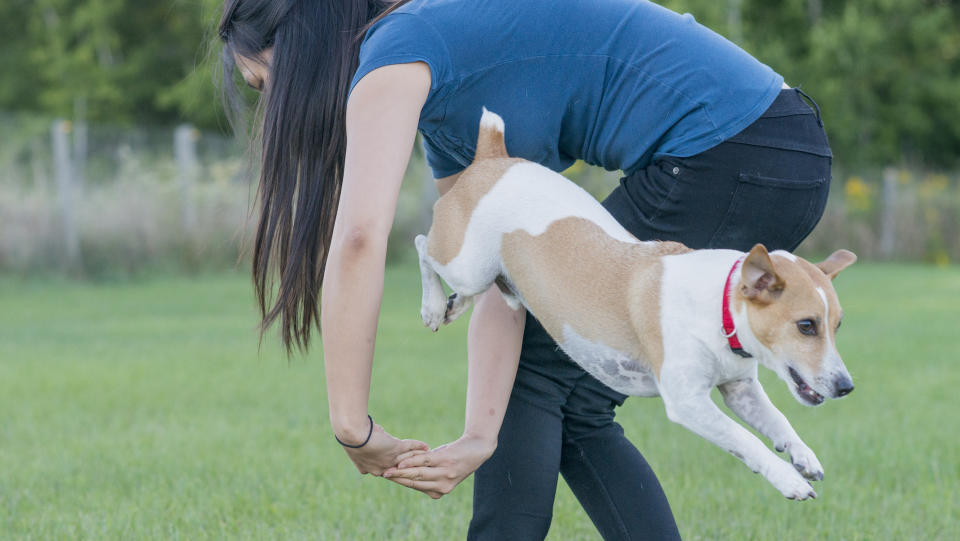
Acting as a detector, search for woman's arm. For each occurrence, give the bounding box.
[321,61,433,473]
[383,189,527,499]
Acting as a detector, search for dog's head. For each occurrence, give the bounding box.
[735,245,857,406]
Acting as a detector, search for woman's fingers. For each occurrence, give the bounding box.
[398,439,430,454]
[395,448,428,464]
[386,475,445,499]
[383,466,435,480]
[398,449,444,469]
[384,451,436,478]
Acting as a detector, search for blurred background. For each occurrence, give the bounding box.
[0,1,957,539]
[1,0,959,277]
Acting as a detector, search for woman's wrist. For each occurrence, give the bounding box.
[332,412,373,445]
[462,429,498,458]
[335,415,374,448]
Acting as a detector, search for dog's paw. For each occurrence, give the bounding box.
[789,444,824,482]
[442,293,473,325]
[767,460,818,501]
[420,299,446,332]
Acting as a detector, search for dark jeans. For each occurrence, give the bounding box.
[467,88,833,541]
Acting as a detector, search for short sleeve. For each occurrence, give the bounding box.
[421,134,465,179]
[349,13,451,97]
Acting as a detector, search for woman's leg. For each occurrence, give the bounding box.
[468,389,563,540]
[543,160,695,541]
[559,357,682,541]
[468,312,585,540]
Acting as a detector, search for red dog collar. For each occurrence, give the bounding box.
[722,257,753,358]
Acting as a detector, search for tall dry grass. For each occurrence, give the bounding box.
[1,113,957,278]
[0,152,254,278]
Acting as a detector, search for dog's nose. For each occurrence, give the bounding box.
[834,376,854,397]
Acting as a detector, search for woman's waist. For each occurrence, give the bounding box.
[722,87,833,157]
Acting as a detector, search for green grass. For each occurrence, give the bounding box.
[0,263,957,540]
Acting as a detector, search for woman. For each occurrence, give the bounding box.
[217,0,832,539]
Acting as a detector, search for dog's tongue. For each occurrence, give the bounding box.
[790,367,825,405]
[799,382,824,404]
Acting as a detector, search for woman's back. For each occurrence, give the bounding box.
[352,0,784,177]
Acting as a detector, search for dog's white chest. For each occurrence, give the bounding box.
[560,325,660,396]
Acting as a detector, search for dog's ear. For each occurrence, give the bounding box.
[740,244,784,302]
[816,249,857,280]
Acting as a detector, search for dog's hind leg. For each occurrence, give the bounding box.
[443,293,474,324]
[415,234,448,332]
[494,276,522,311]
[443,274,519,324]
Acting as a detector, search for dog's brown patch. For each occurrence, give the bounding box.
[426,158,524,265]
[501,217,690,376]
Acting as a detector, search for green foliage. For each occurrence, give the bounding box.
[662,0,960,167]
[1,0,224,129]
[791,0,960,167]
[0,1,958,163]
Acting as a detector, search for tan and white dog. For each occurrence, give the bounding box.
[416,109,856,500]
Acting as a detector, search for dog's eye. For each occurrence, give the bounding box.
[796,319,817,336]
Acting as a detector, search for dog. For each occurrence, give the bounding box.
[415,108,856,500]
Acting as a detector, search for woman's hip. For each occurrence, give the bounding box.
[604,88,833,252]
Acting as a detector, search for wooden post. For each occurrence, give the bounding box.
[52,119,80,271]
[880,167,897,260]
[174,124,199,232]
[31,137,49,192]
[73,95,88,199]
[727,0,743,44]
[807,0,822,25]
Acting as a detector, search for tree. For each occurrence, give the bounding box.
[4,0,224,129]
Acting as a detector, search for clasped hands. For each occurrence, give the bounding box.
[339,422,496,499]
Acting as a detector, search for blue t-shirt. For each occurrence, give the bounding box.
[350,0,783,178]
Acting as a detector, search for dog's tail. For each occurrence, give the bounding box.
[474,107,508,161]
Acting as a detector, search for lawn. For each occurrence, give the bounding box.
[0,263,957,540]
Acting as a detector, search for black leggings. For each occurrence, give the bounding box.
[467,89,833,540]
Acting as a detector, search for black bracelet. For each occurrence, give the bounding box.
[335,415,374,449]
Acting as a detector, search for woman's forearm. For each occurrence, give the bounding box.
[463,286,526,449]
[320,231,389,443]
[318,62,428,446]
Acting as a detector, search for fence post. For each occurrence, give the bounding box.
[880,167,898,260]
[31,137,49,192]
[52,119,80,271]
[73,95,87,200]
[174,124,198,233]
[727,0,743,44]
[807,0,822,24]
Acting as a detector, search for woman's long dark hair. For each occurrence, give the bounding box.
[218,0,412,354]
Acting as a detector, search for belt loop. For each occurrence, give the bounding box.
[795,87,823,127]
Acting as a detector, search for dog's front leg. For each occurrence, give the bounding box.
[719,377,824,481]
[660,375,817,500]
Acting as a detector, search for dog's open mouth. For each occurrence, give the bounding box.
[789,367,825,405]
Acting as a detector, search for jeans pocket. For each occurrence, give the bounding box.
[708,173,829,251]
[625,159,681,222]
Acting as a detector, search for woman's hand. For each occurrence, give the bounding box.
[340,421,429,476]
[381,433,497,499]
